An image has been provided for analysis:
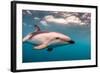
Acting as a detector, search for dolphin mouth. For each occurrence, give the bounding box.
[68,40,75,44]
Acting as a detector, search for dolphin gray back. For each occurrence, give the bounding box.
[29,31,49,39]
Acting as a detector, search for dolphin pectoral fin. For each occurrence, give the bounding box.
[47,48,53,52]
[34,44,47,50]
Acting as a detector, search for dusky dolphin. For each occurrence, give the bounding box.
[23,25,75,52]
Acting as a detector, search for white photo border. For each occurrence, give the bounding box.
[11,1,98,72]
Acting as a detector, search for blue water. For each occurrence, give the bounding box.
[22,10,91,63]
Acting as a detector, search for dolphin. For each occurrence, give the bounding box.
[23,25,75,52]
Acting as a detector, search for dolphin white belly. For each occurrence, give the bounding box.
[25,39,69,52]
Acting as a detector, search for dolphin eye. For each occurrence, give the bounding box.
[55,37,59,39]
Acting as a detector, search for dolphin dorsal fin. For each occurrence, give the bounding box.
[34,25,41,32]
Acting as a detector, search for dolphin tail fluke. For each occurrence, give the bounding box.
[47,48,53,52]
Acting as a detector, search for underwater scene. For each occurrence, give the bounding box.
[22,10,91,63]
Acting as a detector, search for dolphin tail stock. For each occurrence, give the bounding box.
[22,33,32,42]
